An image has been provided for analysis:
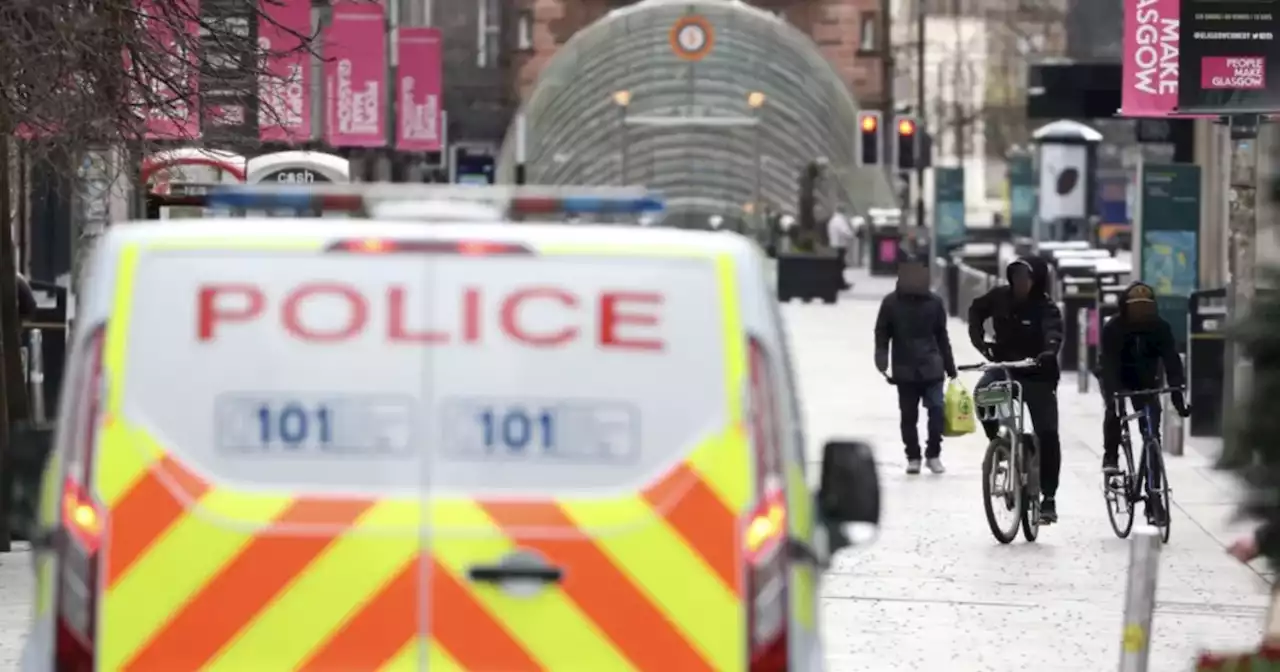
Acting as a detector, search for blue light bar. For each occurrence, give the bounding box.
[206,186,309,210]
[556,195,665,214]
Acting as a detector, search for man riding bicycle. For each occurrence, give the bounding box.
[1098,282,1190,475]
[968,257,1064,523]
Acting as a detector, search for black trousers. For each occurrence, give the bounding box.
[898,381,944,460]
[976,374,1062,498]
[833,247,850,286]
[1104,394,1160,462]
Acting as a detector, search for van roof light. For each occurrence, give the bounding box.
[206,186,366,213]
[203,184,664,219]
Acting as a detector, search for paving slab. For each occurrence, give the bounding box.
[793,269,1270,671]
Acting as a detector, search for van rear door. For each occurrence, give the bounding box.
[97,244,428,671]
[422,250,749,671]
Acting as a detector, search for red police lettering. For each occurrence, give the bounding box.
[196,283,666,350]
[388,285,448,343]
[501,288,580,347]
[282,283,368,342]
[461,288,482,344]
[599,291,665,351]
[197,284,264,341]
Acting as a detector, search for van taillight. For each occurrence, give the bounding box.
[745,338,788,672]
[55,325,106,672]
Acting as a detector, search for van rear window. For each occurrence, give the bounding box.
[122,249,728,498]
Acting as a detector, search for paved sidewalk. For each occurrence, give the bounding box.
[791,269,1270,671]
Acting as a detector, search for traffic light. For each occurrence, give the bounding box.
[896,116,918,170]
[858,112,882,166]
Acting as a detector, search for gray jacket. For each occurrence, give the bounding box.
[874,288,956,384]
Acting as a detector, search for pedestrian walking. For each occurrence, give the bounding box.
[874,255,958,474]
[827,207,855,289]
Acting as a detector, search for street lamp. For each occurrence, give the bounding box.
[613,90,632,185]
[748,91,766,222]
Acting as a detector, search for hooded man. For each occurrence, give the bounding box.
[1099,282,1189,476]
[875,255,957,474]
[968,256,1064,523]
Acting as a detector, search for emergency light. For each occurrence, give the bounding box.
[203,184,665,218]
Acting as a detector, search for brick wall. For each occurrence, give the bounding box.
[513,0,889,109]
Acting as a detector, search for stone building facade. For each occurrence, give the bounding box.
[511,0,890,113]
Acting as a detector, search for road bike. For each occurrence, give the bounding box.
[959,359,1042,544]
[1103,386,1182,544]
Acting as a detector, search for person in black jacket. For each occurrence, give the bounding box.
[1099,282,1189,477]
[875,258,957,475]
[968,256,1065,523]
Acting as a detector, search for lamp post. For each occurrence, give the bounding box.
[613,90,632,185]
[748,91,766,224]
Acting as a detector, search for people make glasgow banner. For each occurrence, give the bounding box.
[1177,0,1280,113]
[258,0,312,143]
[324,1,387,147]
[1124,0,1182,116]
[396,27,444,152]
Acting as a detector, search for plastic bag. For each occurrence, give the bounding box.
[944,380,976,437]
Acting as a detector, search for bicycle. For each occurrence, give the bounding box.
[958,358,1042,544]
[1103,386,1182,544]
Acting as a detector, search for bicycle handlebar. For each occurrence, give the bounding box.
[957,359,1038,372]
[1111,386,1185,399]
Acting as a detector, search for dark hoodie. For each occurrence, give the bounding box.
[967,256,1064,381]
[1099,281,1185,394]
[874,273,955,384]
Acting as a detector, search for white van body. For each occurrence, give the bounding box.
[25,218,828,672]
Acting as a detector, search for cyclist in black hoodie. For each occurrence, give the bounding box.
[968,257,1064,523]
[1098,282,1189,476]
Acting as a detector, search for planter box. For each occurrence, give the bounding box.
[777,252,842,304]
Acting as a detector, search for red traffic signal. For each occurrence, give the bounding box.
[896,116,919,170]
[858,112,882,165]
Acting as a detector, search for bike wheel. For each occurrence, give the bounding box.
[982,436,1022,544]
[1148,443,1172,543]
[1021,436,1041,542]
[1105,444,1136,539]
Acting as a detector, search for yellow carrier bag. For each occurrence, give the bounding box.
[944,380,976,437]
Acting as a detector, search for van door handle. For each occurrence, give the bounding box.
[467,564,564,584]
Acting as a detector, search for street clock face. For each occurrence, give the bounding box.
[262,168,331,184]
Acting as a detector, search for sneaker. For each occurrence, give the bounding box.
[906,460,922,475]
[1040,497,1058,524]
[1146,499,1167,527]
[926,458,946,474]
[1102,455,1120,475]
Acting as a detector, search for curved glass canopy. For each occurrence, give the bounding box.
[497,0,897,223]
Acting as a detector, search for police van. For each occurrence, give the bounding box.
[24,186,880,672]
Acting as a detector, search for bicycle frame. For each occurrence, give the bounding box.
[969,362,1035,491]
[1112,387,1180,503]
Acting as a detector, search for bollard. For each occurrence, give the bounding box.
[29,329,45,424]
[1118,526,1162,672]
[1077,307,1091,393]
[1161,354,1186,456]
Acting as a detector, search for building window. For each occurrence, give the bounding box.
[517,9,533,51]
[477,0,502,67]
[858,12,878,53]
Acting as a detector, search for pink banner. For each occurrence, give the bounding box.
[1201,56,1266,90]
[396,27,444,152]
[1121,0,1182,117]
[135,0,201,140]
[259,0,313,143]
[324,2,387,148]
